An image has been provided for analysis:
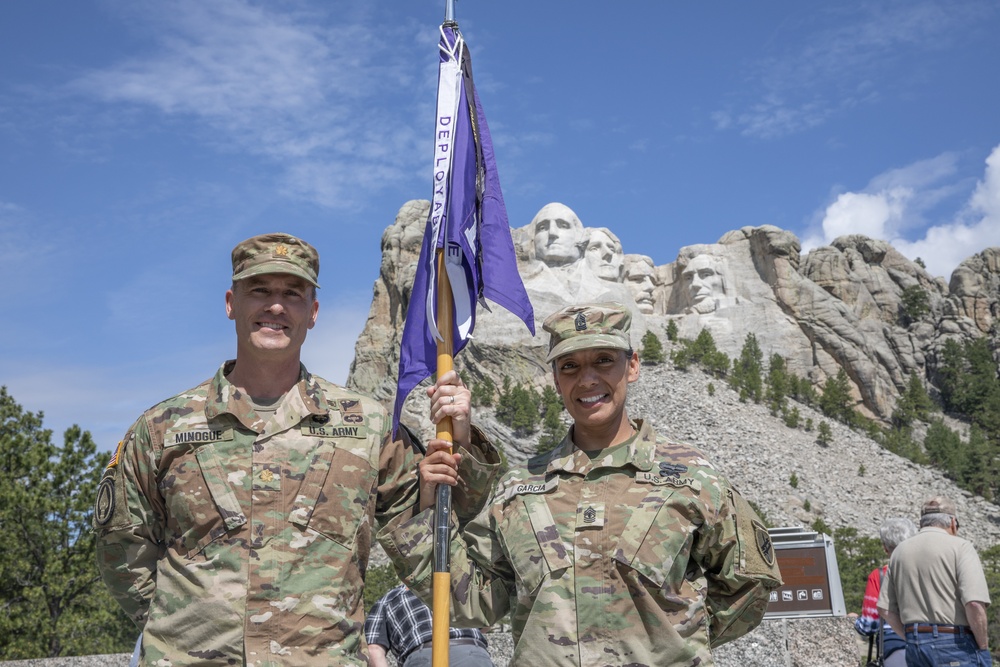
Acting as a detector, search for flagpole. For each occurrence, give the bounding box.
[444,0,456,23]
[432,249,455,667]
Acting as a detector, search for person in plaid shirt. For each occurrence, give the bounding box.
[364,584,492,667]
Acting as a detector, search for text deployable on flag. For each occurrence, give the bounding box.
[393,23,534,437]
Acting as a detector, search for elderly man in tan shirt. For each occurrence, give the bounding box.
[877,496,991,667]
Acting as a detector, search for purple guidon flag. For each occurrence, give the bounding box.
[393,23,535,436]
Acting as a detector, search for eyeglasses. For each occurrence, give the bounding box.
[952,516,960,530]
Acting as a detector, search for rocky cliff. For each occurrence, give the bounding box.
[349,199,1000,435]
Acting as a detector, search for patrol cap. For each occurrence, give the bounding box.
[231,233,320,288]
[543,302,632,362]
[921,495,957,518]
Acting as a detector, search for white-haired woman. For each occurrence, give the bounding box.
[855,517,918,667]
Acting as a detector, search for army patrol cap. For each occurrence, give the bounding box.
[543,302,632,362]
[231,233,321,288]
[921,495,958,518]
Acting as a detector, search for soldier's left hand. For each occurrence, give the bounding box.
[419,440,463,511]
[426,370,471,448]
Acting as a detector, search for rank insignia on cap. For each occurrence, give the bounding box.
[95,477,116,526]
[583,506,597,524]
[575,312,587,331]
[753,520,774,566]
[275,244,288,256]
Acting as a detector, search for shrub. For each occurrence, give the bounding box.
[640,330,665,365]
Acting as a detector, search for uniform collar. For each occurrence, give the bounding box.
[545,418,657,475]
[205,360,331,432]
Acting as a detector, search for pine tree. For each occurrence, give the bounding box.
[893,372,934,427]
[730,333,764,403]
[924,418,963,474]
[936,338,964,412]
[536,386,566,454]
[765,354,789,413]
[899,285,930,325]
[639,330,665,365]
[0,387,134,659]
[469,374,497,407]
[819,368,854,424]
[665,319,679,342]
[689,328,718,364]
[816,421,833,446]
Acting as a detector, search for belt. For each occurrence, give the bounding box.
[906,623,972,635]
[401,638,485,664]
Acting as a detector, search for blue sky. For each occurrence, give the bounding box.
[3,0,999,453]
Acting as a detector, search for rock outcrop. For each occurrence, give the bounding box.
[349,199,1000,433]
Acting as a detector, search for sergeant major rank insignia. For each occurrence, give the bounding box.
[575,312,587,330]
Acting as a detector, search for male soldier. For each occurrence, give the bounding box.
[878,496,992,667]
[94,233,491,666]
[383,302,782,666]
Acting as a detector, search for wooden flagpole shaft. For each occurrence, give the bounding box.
[432,248,454,667]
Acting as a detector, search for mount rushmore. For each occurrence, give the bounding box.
[348,199,1000,444]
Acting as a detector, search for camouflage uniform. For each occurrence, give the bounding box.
[381,420,782,667]
[95,361,425,666]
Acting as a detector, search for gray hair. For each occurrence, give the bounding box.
[879,517,917,552]
[920,512,953,529]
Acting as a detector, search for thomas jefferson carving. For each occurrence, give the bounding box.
[585,228,624,282]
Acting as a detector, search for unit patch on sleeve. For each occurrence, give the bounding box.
[754,520,774,566]
[95,476,116,526]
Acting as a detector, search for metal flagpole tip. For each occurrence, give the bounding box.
[444,0,456,23]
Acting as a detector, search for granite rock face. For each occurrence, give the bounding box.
[349,200,1000,437]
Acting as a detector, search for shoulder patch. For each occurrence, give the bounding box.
[106,438,126,471]
[754,520,774,566]
[95,476,116,526]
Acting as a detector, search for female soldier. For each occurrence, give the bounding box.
[383,302,782,666]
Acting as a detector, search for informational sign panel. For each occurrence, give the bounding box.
[763,527,847,619]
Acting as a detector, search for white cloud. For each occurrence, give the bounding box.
[892,145,1000,277]
[809,144,1000,278]
[70,0,429,209]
